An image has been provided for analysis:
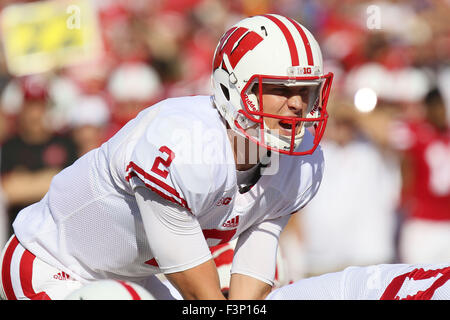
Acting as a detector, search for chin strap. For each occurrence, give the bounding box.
[238,151,271,194]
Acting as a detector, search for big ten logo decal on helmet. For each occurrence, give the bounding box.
[213,27,264,73]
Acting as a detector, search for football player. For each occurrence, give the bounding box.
[266,262,450,300]
[0,14,332,300]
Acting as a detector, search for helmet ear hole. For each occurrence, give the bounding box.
[220,84,230,101]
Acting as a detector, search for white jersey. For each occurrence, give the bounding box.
[12,95,324,284]
[266,263,450,300]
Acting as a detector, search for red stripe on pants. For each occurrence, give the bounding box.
[1,236,19,300]
[19,249,51,300]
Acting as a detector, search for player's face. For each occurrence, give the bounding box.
[259,84,309,136]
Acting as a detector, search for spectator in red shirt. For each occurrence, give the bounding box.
[391,88,450,263]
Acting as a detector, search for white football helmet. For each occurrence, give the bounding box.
[65,280,155,300]
[212,14,333,155]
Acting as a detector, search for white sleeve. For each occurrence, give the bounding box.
[231,215,290,286]
[134,184,212,274]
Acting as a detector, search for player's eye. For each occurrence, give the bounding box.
[264,86,288,95]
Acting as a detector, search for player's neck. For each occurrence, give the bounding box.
[226,129,263,171]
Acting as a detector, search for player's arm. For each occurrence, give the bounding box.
[228,215,291,300]
[229,273,272,300]
[165,259,225,300]
[134,184,225,300]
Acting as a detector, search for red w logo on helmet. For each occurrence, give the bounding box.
[213,27,263,72]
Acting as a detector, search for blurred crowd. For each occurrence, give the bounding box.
[0,0,449,284]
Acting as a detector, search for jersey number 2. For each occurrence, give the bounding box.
[151,146,175,179]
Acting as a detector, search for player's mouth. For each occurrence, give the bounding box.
[278,120,301,136]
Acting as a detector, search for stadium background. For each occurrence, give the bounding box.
[0,0,449,288]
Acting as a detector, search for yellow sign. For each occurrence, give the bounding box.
[1,0,102,76]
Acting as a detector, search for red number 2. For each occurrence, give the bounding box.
[151,146,175,179]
